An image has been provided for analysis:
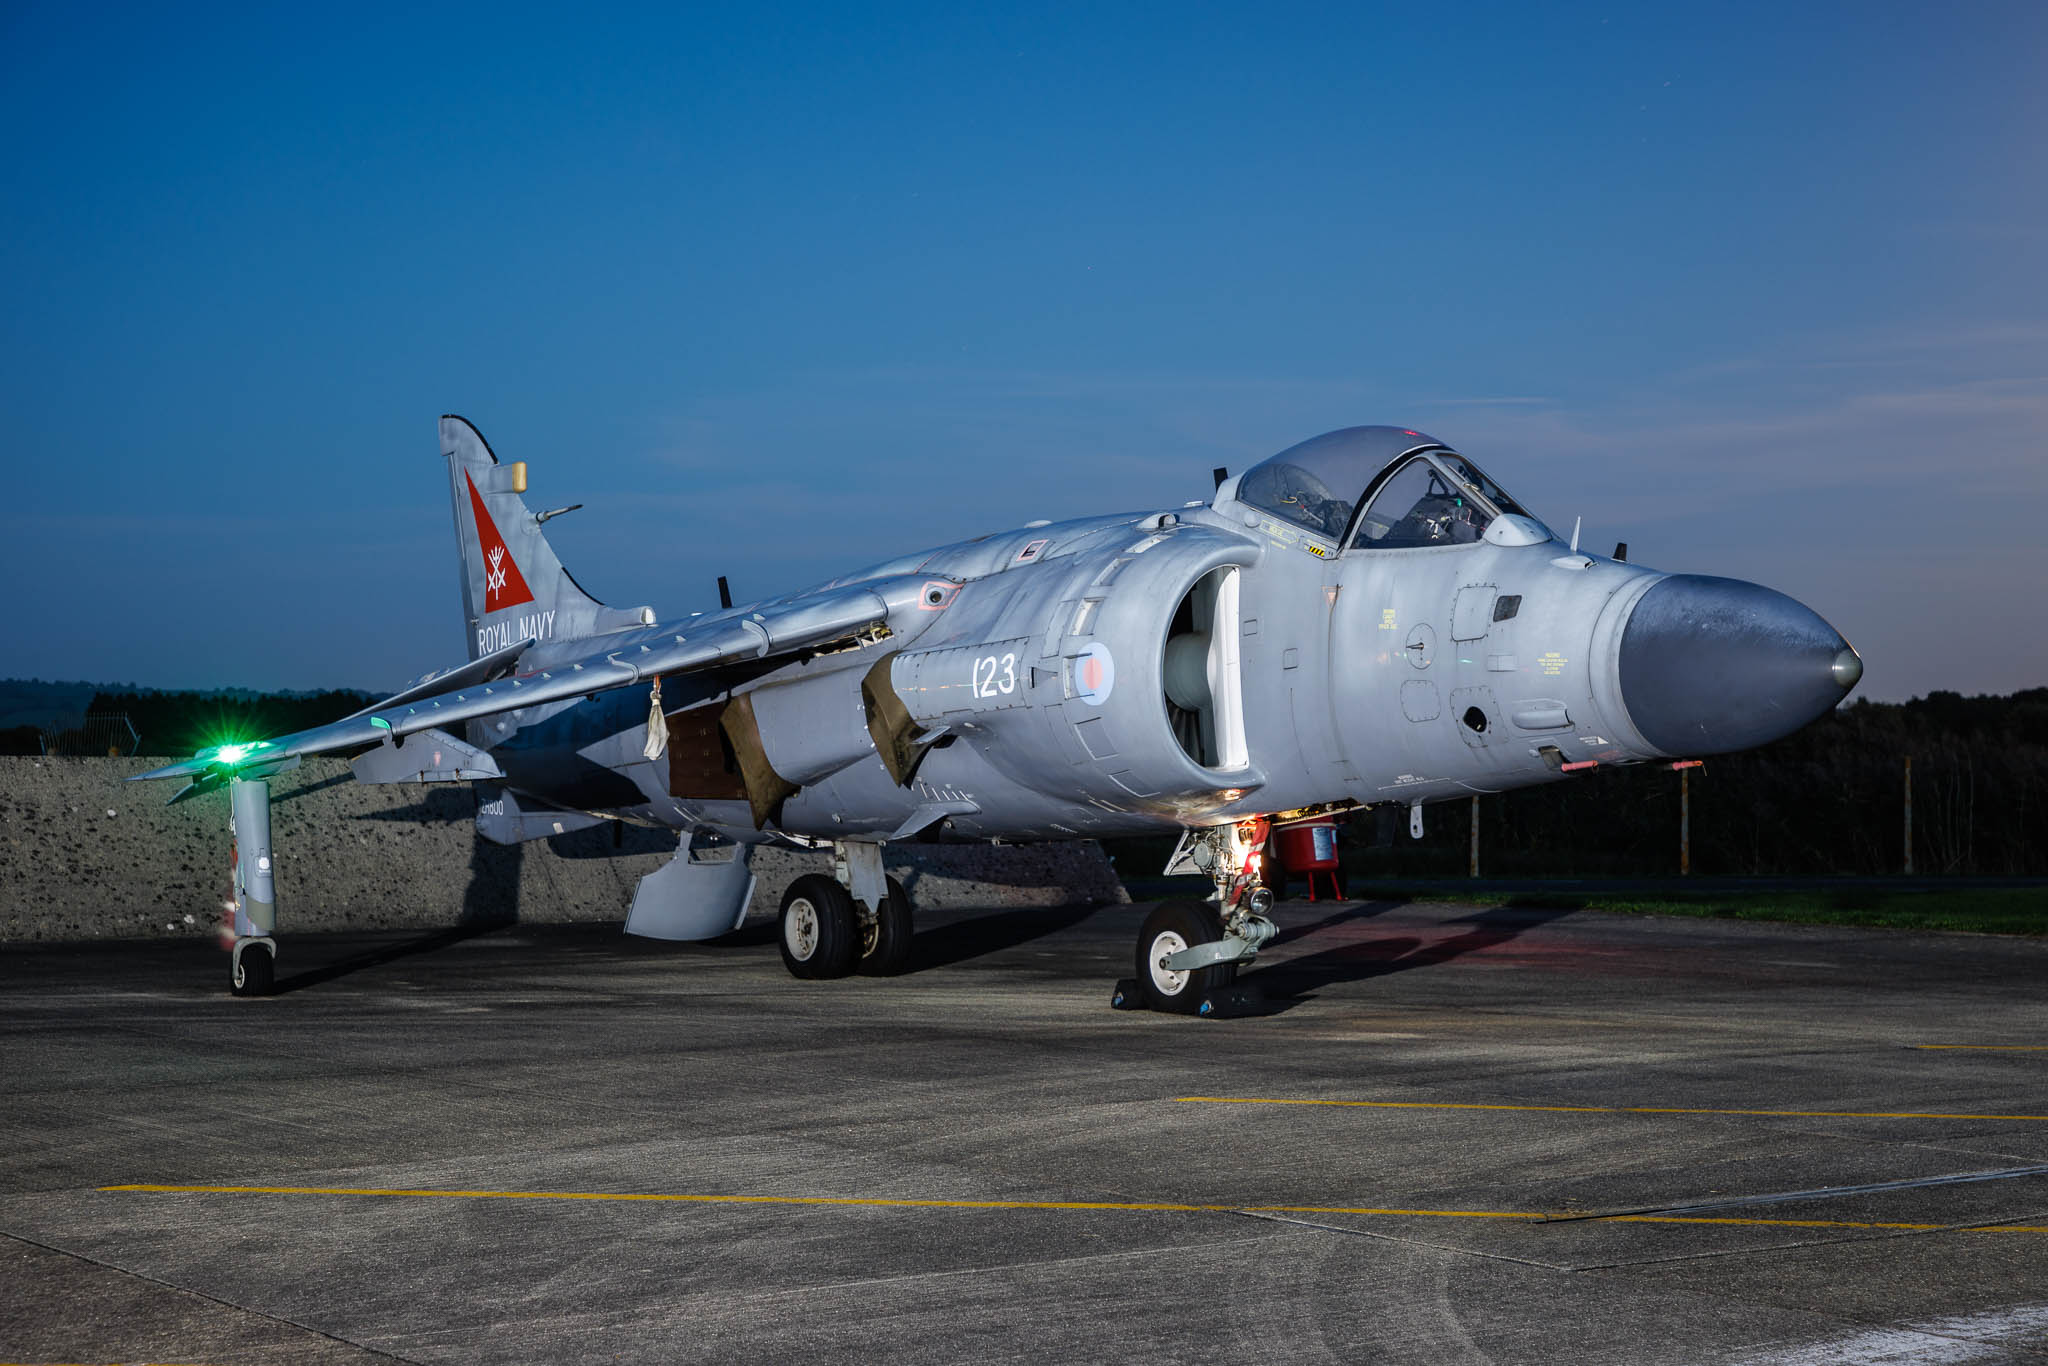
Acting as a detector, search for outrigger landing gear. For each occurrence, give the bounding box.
[227,776,279,997]
[1116,818,1277,1016]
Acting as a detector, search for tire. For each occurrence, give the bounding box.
[779,874,859,980]
[1134,899,1237,1014]
[856,876,915,977]
[231,941,274,997]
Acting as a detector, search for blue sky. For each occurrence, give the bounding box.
[4,1,2043,699]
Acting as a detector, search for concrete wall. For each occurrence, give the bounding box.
[0,758,1126,943]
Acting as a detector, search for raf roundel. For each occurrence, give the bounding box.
[1074,642,1115,707]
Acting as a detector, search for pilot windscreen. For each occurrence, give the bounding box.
[1440,454,1531,520]
[1238,462,1354,540]
[1353,457,1494,548]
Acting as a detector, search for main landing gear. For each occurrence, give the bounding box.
[1115,818,1277,1017]
[776,842,914,980]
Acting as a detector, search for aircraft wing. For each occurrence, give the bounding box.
[130,581,899,794]
[333,635,537,723]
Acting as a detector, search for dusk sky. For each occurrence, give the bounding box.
[4,3,2043,701]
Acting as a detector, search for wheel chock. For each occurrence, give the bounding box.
[1197,984,1264,1018]
[1111,978,1263,1016]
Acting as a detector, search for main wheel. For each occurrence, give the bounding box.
[1134,899,1237,1014]
[779,874,859,979]
[231,941,274,997]
[856,876,914,977]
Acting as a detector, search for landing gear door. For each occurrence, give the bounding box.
[625,834,758,941]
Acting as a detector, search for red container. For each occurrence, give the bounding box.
[1274,817,1340,871]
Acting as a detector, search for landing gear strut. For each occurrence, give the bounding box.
[227,776,279,997]
[1116,817,1276,1016]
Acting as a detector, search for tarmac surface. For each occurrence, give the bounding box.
[3,896,2047,1365]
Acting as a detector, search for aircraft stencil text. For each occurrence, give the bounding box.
[478,609,557,655]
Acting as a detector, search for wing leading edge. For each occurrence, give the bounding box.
[131,580,915,796]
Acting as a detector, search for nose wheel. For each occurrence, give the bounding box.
[1127,900,1239,1014]
[1116,819,1277,1017]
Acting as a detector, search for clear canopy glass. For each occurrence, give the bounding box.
[1236,458,1357,540]
[1233,427,1541,550]
[1353,458,1488,546]
[1352,453,1539,548]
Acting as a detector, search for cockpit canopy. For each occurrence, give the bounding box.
[1233,425,1545,550]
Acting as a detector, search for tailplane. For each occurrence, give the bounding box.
[441,415,652,660]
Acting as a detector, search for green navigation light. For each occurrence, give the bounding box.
[206,740,272,766]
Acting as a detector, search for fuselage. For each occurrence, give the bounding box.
[477,427,1859,847]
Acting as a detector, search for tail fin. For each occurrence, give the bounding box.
[441,415,652,660]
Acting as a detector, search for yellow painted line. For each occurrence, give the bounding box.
[100,1185,2048,1234]
[1910,1045,2048,1052]
[102,1184,1220,1212]
[1176,1096,2048,1122]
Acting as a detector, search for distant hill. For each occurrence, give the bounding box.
[0,679,131,730]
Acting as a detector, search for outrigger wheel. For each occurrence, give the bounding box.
[778,874,860,979]
[231,938,276,997]
[1132,899,1237,1014]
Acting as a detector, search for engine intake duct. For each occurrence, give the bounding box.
[1163,566,1246,770]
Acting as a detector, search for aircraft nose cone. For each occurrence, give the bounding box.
[1618,574,1860,756]
[1831,645,1864,691]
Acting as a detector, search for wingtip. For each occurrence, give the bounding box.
[129,760,207,783]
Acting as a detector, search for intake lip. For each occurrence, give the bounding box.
[1618,574,1859,756]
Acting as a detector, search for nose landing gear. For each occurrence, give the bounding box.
[1115,818,1275,1017]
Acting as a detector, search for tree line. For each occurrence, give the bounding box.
[1342,689,2048,878]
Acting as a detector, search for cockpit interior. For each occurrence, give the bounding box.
[1233,426,1547,550]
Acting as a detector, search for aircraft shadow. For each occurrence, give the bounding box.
[270,770,357,804]
[908,903,1108,973]
[271,922,509,995]
[1243,901,1579,1013]
[1268,897,1411,946]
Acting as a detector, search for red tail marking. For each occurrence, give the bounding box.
[465,470,535,611]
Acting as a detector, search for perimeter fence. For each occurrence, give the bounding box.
[1345,691,2048,878]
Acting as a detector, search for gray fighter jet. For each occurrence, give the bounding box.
[136,417,1863,1010]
